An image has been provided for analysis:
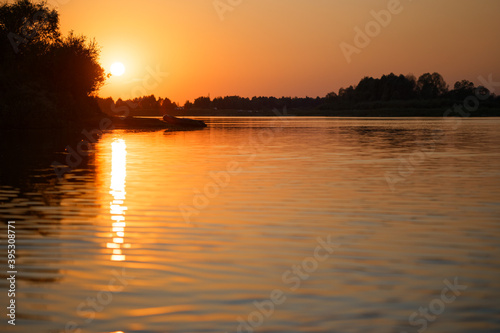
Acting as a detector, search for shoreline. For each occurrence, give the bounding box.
[166,107,500,118]
[2,111,500,131]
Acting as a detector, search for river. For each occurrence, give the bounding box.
[1,117,499,333]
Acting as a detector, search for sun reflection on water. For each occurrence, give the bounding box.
[107,139,129,261]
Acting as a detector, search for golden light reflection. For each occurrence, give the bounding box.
[107,139,129,261]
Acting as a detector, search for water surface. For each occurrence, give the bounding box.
[1,117,499,333]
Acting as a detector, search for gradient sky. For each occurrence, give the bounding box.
[54,0,500,104]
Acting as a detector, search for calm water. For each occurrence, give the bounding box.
[1,117,499,333]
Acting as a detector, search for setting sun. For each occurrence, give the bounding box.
[110,62,125,76]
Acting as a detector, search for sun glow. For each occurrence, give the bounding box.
[110,62,126,76]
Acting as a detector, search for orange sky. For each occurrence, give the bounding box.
[54,0,500,104]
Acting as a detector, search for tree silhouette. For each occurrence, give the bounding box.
[417,72,448,99]
[1,0,107,127]
[194,96,211,109]
[161,97,176,112]
[46,32,105,96]
[452,80,475,100]
[0,0,59,56]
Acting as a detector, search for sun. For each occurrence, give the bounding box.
[110,62,126,76]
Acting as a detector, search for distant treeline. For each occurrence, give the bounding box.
[319,73,497,112]
[97,72,500,117]
[96,95,323,116]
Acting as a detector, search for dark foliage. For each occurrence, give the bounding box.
[0,0,106,128]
